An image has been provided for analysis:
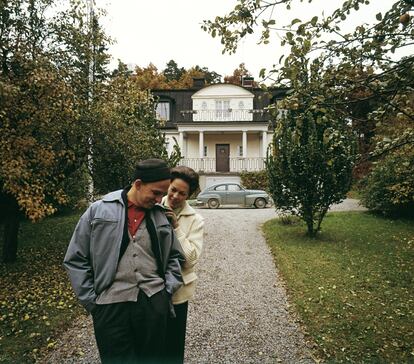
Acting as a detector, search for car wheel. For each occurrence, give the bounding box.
[208,198,220,209]
[254,198,266,209]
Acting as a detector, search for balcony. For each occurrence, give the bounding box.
[179,109,268,122]
[178,157,265,173]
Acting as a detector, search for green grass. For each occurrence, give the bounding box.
[0,211,83,363]
[263,212,414,363]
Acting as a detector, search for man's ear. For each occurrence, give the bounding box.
[134,179,142,190]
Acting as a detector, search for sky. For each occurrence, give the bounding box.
[95,0,399,80]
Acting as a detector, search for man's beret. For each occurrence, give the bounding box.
[133,159,171,182]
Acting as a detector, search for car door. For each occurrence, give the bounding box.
[213,184,227,203]
[225,184,245,205]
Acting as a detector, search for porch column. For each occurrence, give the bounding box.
[242,130,247,170]
[199,131,204,171]
[199,131,204,158]
[262,131,268,157]
[242,130,247,158]
[179,132,184,157]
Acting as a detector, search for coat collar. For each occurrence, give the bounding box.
[102,189,124,203]
[161,196,196,217]
[102,189,165,213]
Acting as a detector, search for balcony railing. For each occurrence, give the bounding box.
[178,157,265,173]
[179,109,268,122]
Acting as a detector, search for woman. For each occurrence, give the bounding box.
[162,166,204,364]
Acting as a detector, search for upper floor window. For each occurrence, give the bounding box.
[202,101,208,110]
[215,100,230,119]
[156,101,170,121]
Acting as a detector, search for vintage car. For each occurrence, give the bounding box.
[196,183,271,209]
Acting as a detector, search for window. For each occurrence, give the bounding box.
[215,100,230,119]
[156,101,170,121]
[238,145,243,157]
[202,101,207,110]
[228,184,241,191]
[238,101,245,109]
[204,145,208,157]
[214,185,226,191]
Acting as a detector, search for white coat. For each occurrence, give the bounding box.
[162,197,204,304]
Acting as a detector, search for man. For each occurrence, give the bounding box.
[64,159,184,363]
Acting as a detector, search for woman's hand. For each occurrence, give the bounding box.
[164,208,179,229]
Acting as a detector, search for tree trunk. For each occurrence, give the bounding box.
[2,212,20,263]
[306,220,316,237]
[303,205,316,237]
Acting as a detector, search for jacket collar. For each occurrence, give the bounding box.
[161,196,196,217]
[102,189,124,203]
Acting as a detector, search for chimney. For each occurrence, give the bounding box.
[192,77,205,89]
[242,76,254,88]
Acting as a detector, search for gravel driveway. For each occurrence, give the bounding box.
[41,200,362,363]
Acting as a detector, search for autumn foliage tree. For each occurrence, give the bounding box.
[132,61,221,90]
[0,1,173,262]
[0,0,87,262]
[223,63,257,86]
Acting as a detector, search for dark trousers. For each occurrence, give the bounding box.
[92,289,170,364]
[165,301,188,364]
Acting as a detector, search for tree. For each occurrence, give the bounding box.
[1,0,109,262]
[163,59,185,82]
[266,59,357,235]
[133,63,169,89]
[92,74,181,193]
[0,0,84,262]
[133,62,221,90]
[203,0,413,232]
[203,0,413,155]
[224,63,254,85]
[193,65,222,84]
[111,60,133,78]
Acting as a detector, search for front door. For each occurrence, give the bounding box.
[216,144,230,172]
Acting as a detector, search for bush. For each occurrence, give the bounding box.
[360,147,414,216]
[240,170,269,191]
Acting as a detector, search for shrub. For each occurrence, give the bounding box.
[360,147,414,216]
[240,170,269,191]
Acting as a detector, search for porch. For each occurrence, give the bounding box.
[178,157,265,173]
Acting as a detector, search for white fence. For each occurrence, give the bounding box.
[178,157,265,172]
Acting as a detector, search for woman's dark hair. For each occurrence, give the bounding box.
[170,166,200,196]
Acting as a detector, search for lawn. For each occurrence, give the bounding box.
[0,211,83,363]
[263,212,414,363]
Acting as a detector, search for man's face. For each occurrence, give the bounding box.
[134,179,170,209]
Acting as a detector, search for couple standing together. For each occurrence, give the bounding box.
[64,159,204,363]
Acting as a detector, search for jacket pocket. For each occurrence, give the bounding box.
[90,219,118,256]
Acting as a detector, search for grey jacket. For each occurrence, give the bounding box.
[63,189,184,313]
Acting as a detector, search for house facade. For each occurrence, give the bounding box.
[153,78,287,189]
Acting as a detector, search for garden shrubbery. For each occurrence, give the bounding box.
[360,147,414,216]
[240,170,269,191]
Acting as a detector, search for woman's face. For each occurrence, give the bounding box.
[167,178,190,210]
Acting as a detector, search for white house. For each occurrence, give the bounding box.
[153,78,287,189]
